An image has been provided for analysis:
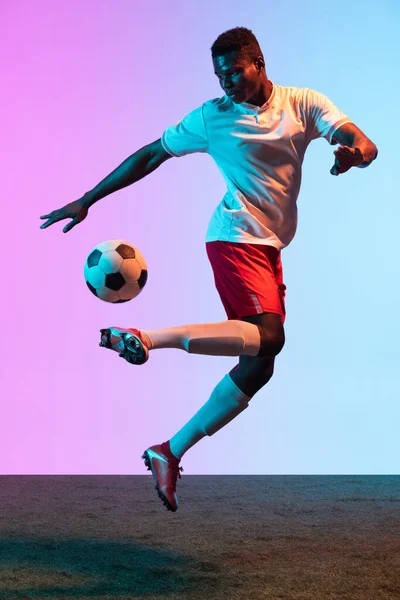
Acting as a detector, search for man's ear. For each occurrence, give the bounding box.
[255,57,265,72]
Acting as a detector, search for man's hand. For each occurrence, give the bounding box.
[330,145,364,176]
[40,197,90,233]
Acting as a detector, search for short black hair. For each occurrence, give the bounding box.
[211,27,264,62]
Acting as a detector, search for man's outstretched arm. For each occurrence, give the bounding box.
[84,139,173,207]
[40,138,173,233]
[330,122,378,175]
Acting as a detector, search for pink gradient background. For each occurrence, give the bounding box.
[2,1,398,474]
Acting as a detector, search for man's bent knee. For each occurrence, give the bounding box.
[257,324,285,357]
[240,312,285,358]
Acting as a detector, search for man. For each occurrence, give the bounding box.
[40,27,378,512]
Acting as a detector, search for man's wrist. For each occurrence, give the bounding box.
[82,191,95,208]
[357,148,378,168]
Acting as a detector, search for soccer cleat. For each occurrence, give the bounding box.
[141,441,184,512]
[99,327,149,365]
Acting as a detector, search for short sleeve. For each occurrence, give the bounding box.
[161,104,208,157]
[302,88,352,145]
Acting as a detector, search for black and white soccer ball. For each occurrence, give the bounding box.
[84,240,148,303]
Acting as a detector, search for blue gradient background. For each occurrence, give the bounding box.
[1,0,398,474]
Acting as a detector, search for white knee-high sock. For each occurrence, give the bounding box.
[169,373,252,460]
[142,320,261,357]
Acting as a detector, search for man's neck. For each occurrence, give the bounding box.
[248,79,273,107]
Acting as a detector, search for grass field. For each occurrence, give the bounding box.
[0,475,398,599]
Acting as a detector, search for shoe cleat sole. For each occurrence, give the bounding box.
[99,329,148,365]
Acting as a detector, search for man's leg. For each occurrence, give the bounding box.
[228,312,285,395]
[141,353,276,512]
[169,312,284,459]
[101,313,284,365]
[169,354,275,459]
[143,312,284,358]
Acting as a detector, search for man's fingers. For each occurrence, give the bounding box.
[63,219,79,233]
[40,220,52,229]
[332,145,363,173]
[40,213,54,228]
[335,147,352,156]
[40,210,66,229]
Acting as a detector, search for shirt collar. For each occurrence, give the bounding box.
[229,82,276,114]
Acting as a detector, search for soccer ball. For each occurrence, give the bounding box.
[84,240,148,303]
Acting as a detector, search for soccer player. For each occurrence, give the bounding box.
[40,27,378,512]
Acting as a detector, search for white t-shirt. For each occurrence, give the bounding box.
[161,83,352,250]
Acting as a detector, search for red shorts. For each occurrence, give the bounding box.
[206,241,286,324]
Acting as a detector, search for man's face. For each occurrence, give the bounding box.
[213,50,261,104]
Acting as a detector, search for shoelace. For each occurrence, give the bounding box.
[169,463,184,476]
[168,462,184,483]
[159,444,184,482]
